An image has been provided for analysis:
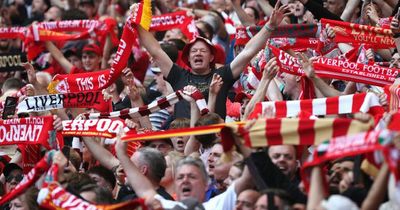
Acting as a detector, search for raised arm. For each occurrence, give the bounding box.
[340,0,360,22]
[306,166,326,210]
[138,26,173,78]
[299,53,343,97]
[183,86,201,156]
[45,41,73,73]
[361,163,390,210]
[208,74,223,112]
[230,1,291,79]
[232,0,257,26]
[243,57,279,120]
[115,130,157,200]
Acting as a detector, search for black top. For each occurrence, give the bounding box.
[248,151,307,204]
[304,0,342,21]
[166,64,236,119]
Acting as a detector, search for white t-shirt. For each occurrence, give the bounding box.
[155,182,237,210]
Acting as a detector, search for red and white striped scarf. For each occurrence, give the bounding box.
[85,89,209,119]
[249,93,383,119]
[384,83,400,112]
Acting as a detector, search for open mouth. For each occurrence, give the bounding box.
[177,140,184,146]
[194,58,203,65]
[182,186,192,196]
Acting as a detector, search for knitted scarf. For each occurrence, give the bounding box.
[249,93,383,119]
[150,11,198,40]
[16,91,111,113]
[321,18,394,48]
[61,118,132,138]
[85,89,209,119]
[235,23,319,46]
[0,116,55,147]
[271,45,399,86]
[48,70,110,93]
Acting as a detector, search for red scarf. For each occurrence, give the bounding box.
[321,18,395,48]
[301,130,395,192]
[17,91,111,113]
[150,11,198,40]
[271,46,399,86]
[48,70,110,93]
[0,116,55,147]
[249,92,384,119]
[62,118,130,138]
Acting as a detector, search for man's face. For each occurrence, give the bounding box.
[324,0,345,16]
[268,145,297,179]
[79,3,96,19]
[68,55,83,69]
[281,73,298,97]
[5,170,24,193]
[89,173,111,191]
[224,165,242,186]
[45,6,61,21]
[235,190,260,210]
[328,160,354,191]
[175,164,207,202]
[32,0,48,13]
[171,136,189,153]
[82,52,101,72]
[207,144,223,177]
[254,194,283,210]
[188,41,214,74]
[147,140,172,156]
[288,0,305,17]
[163,29,184,41]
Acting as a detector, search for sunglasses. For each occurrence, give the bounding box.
[6,174,23,183]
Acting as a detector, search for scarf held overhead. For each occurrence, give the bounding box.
[17,91,110,113]
[150,11,198,40]
[249,92,383,119]
[321,18,395,48]
[271,45,399,86]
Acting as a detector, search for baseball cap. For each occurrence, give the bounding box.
[234,92,252,103]
[181,36,216,67]
[82,44,102,56]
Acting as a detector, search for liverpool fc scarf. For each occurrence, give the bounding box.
[271,45,399,86]
[48,70,110,93]
[321,18,395,48]
[249,93,383,119]
[150,11,198,40]
[235,23,319,46]
[0,116,55,147]
[16,91,111,113]
[85,89,209,119]
[61,118,130,138]
[102,0,152,90]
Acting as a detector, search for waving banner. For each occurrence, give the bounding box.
[17,91,110,113]
[0,116,54,146]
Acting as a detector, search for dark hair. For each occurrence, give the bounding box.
[259,188,294,209]
[194,113,222,148]
[161,42,179,63]
[246,6,260,20]
[87,166,116,189]
[115,77,125,94]
[79,184,115,204]
[169,38,186,51]
[65,172,96,192]
[136,147,167,183]
[61,8,88,20]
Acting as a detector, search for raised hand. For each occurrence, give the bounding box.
[267,0,292,29]
[325,24,336,39]
[181,85,198,103]
[298,53,315,79]
[209,73,223,95]
[262,57,279,81]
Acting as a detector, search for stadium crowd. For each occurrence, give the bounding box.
[0,0,399,209]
